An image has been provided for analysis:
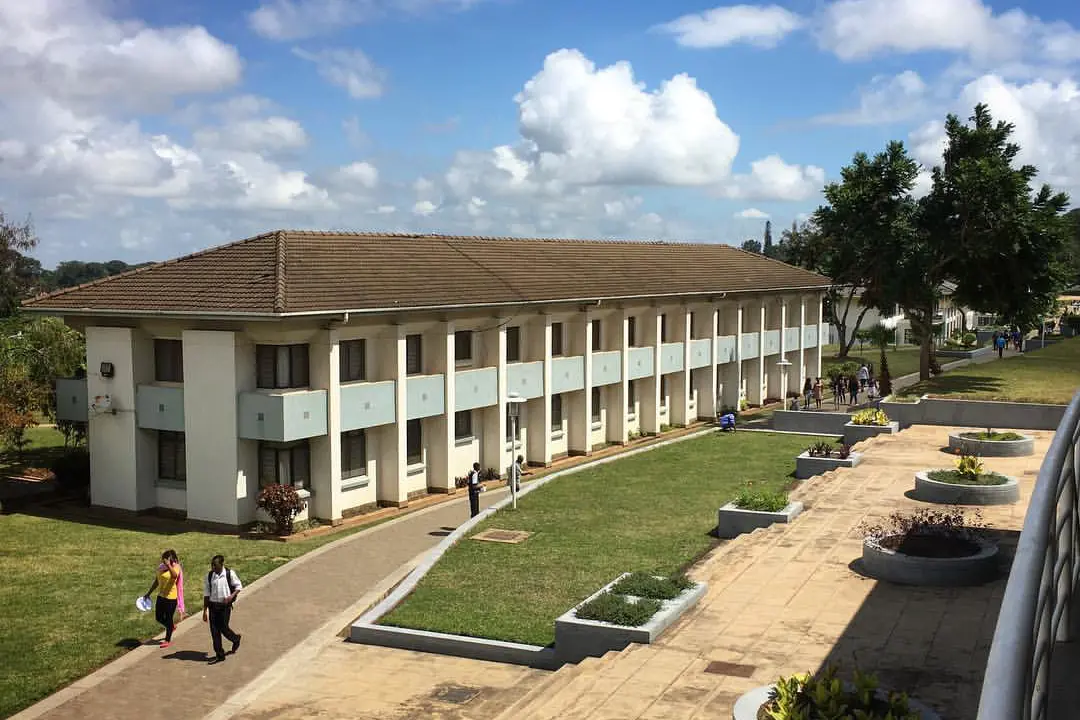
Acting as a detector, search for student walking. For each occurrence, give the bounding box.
[996,334,1006,358]
[812,378,823,409]
[467,462,484,518]
[857,364,870,389]
[802,378,813,410]
[834,376,846,407]
[142,549,185,648]
[203,555,242,665]
[848,375,860,406]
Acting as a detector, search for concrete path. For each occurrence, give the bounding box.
[13,487,512,720]
[222,425,1051,720]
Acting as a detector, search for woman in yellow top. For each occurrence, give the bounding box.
[142,549,185,648]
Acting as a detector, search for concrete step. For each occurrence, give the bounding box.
[526,645,662,720]
[521,657,611,720]
[494,663,584,720]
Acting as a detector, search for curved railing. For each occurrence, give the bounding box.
[977,391,1080,720]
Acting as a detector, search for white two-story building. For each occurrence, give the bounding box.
[27,231,831,529]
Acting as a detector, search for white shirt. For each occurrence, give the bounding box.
[203,567,243,603]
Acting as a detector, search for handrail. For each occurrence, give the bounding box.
[977,391,1080,720]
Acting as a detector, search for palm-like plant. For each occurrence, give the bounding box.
[865,324,894,396]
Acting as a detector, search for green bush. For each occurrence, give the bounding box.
[731,484,788,512]
[961,332,977,347]
[960,431,1024,441]
[763,666,920,719]
[927,469,1009,486]
[851,408,889,426]
[610,572,692,600]
[575,591,660,627]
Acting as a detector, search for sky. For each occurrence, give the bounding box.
[2,0,1079,265]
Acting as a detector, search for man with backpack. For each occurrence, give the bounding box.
[202,554,242,664]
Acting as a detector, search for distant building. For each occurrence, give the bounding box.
[829,281,977,346]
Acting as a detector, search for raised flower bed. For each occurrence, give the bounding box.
[844,408,899,445]
[948,430,1034,457]
[716,484,803,539]
[554,572,706,664]
[795,440,861,479]
[859,508,999,586]
[914,453,1019,505]
[733,666,940,720]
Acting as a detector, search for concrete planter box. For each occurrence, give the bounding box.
[733,684,941,720]
[717,501,803,539]
[772,409,851,435]
[861,536,999,586]
[881,396,1066,431]
[843,420,899,445]
[936,346,993,360]
[913,470,1020,505]
[947,432,1035,457]
[795,451,863,479]
[554,573,707,664]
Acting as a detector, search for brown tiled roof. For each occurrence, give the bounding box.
[23,231,831,316]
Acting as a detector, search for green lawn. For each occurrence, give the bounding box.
[381,430,829,647]
[0,425,69,477]
[898,337,1080,405]
[0,512,380,717]
[822,344,924,381]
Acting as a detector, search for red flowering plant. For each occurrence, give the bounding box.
[256,483,307,535]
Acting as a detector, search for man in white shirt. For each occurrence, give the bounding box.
[202,554,243,664]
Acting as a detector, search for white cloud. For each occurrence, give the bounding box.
[193,117,309,154]
[293,48,387,99]
[413,200,438,216]
[735,208,770,219]
[812,71,928,125]
[334,161,380,189]
[249,0,490,40]
[720,155,826,201]
[655,5,805,49]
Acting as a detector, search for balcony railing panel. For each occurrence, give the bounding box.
[659,342,684,374]
[591,351,622,387]
[136,385,185,432]
[406,374,445,420]
[689,339,712,370]
[455,368,498,411]
[551,355,585,394]
[340,380,396,430]
[506,361,544,399]
[628,347,654,380]
[238,389,328,442]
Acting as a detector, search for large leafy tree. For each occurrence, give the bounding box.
[792,141,920,357]
[882,104,1072,379]
[740,238,763,254]
[0,212,41,317]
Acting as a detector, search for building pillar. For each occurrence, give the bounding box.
[721,303,742,410]
[813,294,824,380]
[748,301,766,406]
[671,309,692,426]
[696,306,719,421]
[639,309,661,434]
[568,313,593,455]
[526,314,553,466]
[610,311,630,444]
[428,320,455,493]
[377,326,408,507]
[309,328,342,522]
[799,296,807,390]
[479,321,508,475]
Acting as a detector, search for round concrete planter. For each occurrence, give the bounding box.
[913,470,1020,505]
[861,535,999,586]
[732,684,941,720]
[948,432,1034,457]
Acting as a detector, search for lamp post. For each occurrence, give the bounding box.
[776,359,792,405]
[507,393,526,509]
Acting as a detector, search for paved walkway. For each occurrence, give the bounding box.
[221,425,1051,720]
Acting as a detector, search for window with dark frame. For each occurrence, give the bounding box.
[258,442,311,490]
[591,319,602,352]
[454,411,472,440]
[627,380,636,412]
[689,312,696,338]
[406,419,423,463]
[454,330,473,363]
[660,314,668,342]
[506,326,521,362]
[340,339,365,382]
[591,387,601,422]
[551,394,562,432]
[157,431,186,482]
[154,339,184,383]
[660,376,668,407]
[627,316,636,347]
[406,334,423,375]
[342,430,367,480]
[256,344,309,389]
[551,322,564,356]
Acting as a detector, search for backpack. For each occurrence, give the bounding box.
[208,567,239,604]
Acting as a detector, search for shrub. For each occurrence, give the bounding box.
[659,423,673,433]
[860,507,986,558]
[836,442,852,460]
[763,665,920,720]
[927,469,1009,486]
[805,440,833,458]
[481,467,501,482]
[610,572,693,600]
[731,483,788,512]
[851,408,889,426]
[960,431,1024,441]
[50,449,89,497]
[956,453,984,481]
[256,483,308,535]
[575,591,661,627]
[961,332,977,347]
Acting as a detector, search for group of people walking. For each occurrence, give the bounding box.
[791,362,879,411]
[992,329,1023,358]
[142,551,243,664]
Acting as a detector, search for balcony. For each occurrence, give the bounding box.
[803,324,819,348]
[784,326,801,350]
[238,389,328,442]
[659,342,684,374]
[591,351,621,387]
[341,380,396,431]
[54,377,88,423]
[741,331,760,359]
[551,355,585,394]
[406,374,445,420]
[627,347,654,380]
[762,329,781,356]
[136,385,185,432]
[455,367,498,411]
[689,339,712,369]
[506,361,543,399]
[716,335,736,364]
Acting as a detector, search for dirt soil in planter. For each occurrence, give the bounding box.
[927,469,1009,486]
[879,533,981,559]
[958,431,1024,441]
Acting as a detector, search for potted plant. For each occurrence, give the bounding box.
[948,428,1034,457]
[859,508,999,586]
[732,665,940,719]
[914,453,1019,505]
[844,408,899,445]
[717,482,803,538]
[795,440,861,479]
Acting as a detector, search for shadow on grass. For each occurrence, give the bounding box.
[817,528,1019,719]
[1,499,221,537]
[0,445,69,477]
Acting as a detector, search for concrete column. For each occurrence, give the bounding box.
[526,314,553,466]
[640,309,661,434]
[427,320,455,493]
[377,326,408,507]
[721,303,742,410]
[86,326,154,512]
[309,328,342,522]
[671,309,692,426]
[610,311,630,444]
[183,330,244,525]
[568,313,593,455]
[799,297,807,390]
[695,306,719,421]
[480,321,507,474]
[813,294,824,379]
[747,301,766,405]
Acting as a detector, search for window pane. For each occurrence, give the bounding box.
[276,346,290,388]
[406,335,422,374]
[158,432,176,479]
[660,376,668,406]
[506,326,520,362]
[154,339,183,382]
[689,312,695,338]
[342,430,366,478]
[661,314,668,342]
[454,411,472,439]
[340,340,365,382]
[591,387,601,421]
[551,394,562,432]
[290,345,309,387]
[292,443,310,489]
[627,317,636,347]
[406,419,422,462]
[592,320,602,352]
[256,346,276,389]
[455,331,473,362]
[176,434,186,481]
[551,323,563,356]
[259,445,277,487]
[627,380,635,411]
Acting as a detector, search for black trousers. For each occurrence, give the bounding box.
[208,603,240,659]
[155,596,177,641]
[468,485,481,517]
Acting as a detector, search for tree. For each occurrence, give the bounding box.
[865,324,895,396]
[881,104,1072,379]
[763,220,773,257]
[0,212,40,317]
[1066,208,1080,287]
[740,238,762,254]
